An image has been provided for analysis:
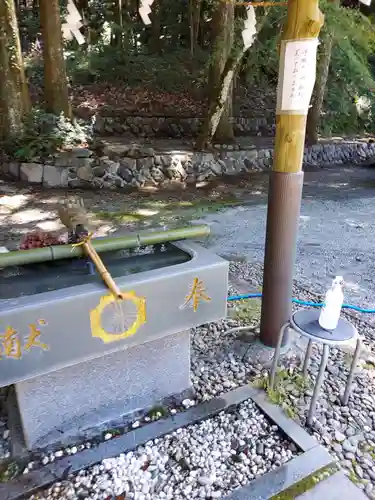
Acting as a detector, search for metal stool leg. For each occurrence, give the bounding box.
[342,336,362,406]
[307,344,329,427]
[269,322,290,391]
[303,340,313,377]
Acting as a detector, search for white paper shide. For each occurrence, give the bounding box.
[277,39,319,114]
[62,0,85,45]
[241,6,257,50]
[139,0,155,25]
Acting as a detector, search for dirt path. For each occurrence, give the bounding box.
[0,172,270,248]
[1,166,375,249]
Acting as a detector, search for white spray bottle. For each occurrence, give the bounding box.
[318,276,344,331]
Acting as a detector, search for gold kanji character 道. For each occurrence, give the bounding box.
[0,327,22,359]
[24,324,49,351]
[183,277,211,312]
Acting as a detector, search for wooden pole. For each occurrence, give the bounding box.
[259,0,324,347]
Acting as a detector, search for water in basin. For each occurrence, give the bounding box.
[0,244,191,299]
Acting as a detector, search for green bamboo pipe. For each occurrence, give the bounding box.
[0,225,210,268]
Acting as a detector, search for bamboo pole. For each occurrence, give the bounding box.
[72,233,124,299]
[0,225,210,268]
[259,0,324,347]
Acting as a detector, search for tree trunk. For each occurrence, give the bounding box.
[149,0,162,53]
[197,6,266,149]
[189,0,202,56]
[208,0,235,143]
[112,0,123,47]
[0,0,30,141]
[32,0,39,17]
[39,0,72,118]
[196,47,245,150]
[306,0,339,145]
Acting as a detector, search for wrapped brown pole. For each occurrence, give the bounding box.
[259,0,324,347]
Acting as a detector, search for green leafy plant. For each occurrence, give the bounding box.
[322,1,375,135]
[3,108,93,161]
[230,297,262,323]
[0,461,20,483]
[147,405,168,419]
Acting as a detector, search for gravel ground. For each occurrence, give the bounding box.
[2,167,375,497]
[29,399,296,500]
[25,262,375,499]
[203,169,375,327]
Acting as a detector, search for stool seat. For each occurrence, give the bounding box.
[269,309,362,427]
[291,310,356,343]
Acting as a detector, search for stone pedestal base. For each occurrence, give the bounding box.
[13,330,191,449]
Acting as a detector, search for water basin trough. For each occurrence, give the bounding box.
[0,236,228,449]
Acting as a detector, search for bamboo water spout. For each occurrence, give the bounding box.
[0,225,210,269]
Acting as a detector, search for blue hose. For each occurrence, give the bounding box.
[87,263,375,314]
[227,293,375,314]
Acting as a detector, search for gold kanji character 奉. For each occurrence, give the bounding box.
[183,278,211,312]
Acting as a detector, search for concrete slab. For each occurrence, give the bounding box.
[296,471,368,499]
[225,446,334,500]
[0,386,271,500]
[14,330,191,449]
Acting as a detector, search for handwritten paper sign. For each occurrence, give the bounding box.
[276,39,319,115]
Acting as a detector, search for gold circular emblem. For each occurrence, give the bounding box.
[90,291,146,344]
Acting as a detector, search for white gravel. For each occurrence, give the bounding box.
[191,262,375,497]
[29,399,296,500]
[18,174,375,499]
[25,261,375,499]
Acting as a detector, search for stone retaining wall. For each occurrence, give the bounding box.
[92,115,275,138]
[2,141,375,190]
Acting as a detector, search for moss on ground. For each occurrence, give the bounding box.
[229,297,262,323]
[94,198,239,229]
[253,368,312,421]
[147,405,168,419]
[270,464,339,499]
[0,460,21,483]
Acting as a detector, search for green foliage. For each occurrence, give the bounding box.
[147,405,168,419]
[241,6,285,84]
[2,109,93,161]
[15,0,375,138]
[322,1,375,135]
[0,461,20,483]
[66,47,208,93]
[242,1,375,135]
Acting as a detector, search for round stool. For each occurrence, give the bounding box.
[269,309,362,426]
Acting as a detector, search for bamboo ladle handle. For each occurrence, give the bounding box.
[73,234,123,299]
